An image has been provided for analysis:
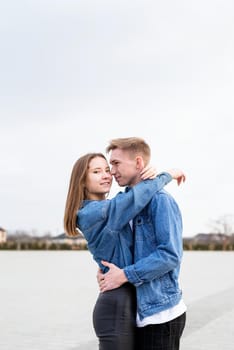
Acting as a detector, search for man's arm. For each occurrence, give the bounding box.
[98,192,183,291]
[98,261,127,292]
[124,193,183,286]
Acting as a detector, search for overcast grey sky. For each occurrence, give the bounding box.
[1,0,234,237]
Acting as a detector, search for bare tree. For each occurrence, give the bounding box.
[208,214,234,235]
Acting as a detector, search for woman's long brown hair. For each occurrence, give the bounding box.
[64,153,106,237]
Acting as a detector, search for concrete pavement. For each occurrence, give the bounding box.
[77,286,234,350]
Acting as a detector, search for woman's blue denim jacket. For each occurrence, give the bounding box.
[123,189,184,320]
[77,173,172,272]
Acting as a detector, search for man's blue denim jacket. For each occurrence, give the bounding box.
[124,189,184,320]
[77,173,172,272]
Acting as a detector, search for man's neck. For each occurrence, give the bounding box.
[128,174,143,187]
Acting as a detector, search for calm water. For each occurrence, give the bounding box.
[1,251,234,350]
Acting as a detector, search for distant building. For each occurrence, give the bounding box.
[183,232,233,250]
[0,227,7,243]
[193,233,229,244]
[51,232,87,248]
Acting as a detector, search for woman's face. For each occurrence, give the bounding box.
[85,156,113,200]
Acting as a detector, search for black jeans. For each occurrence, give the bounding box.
[136,312,186,350]
[93,283,137,350]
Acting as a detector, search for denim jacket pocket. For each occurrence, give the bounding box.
[135,216,157,244]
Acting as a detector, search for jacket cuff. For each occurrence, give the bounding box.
[124,266,143,287]
[158,172,173,184]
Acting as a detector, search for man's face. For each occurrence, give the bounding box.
[109,148,141,187]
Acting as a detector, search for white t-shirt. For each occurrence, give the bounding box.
[136,299,187,327]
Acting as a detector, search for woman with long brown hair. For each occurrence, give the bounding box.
[64,152,185,350]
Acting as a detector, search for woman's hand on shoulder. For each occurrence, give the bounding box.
[140,165,157,180]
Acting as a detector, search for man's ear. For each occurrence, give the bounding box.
[135,156,145,170]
